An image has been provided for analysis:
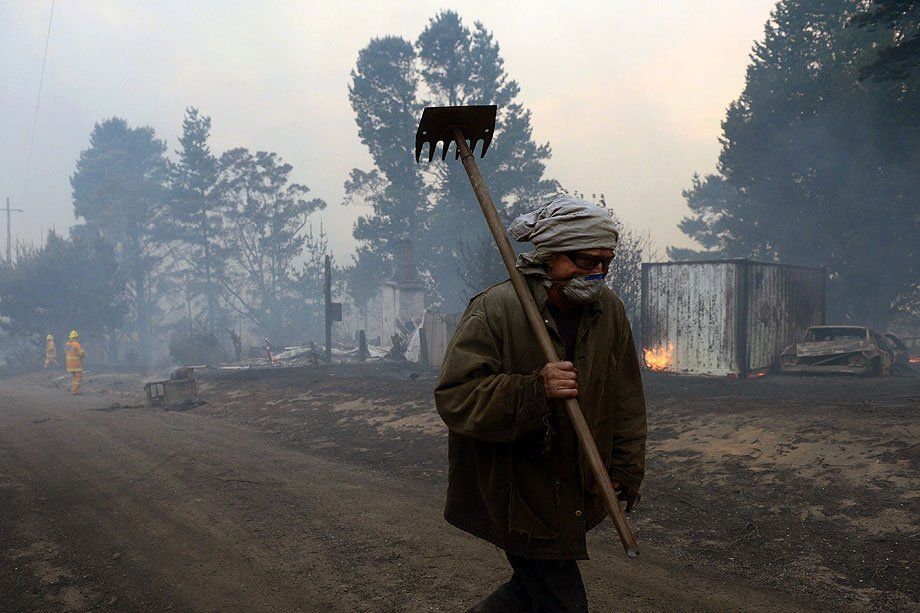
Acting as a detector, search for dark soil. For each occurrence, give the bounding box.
[1,364,916,611]
[191,364,920,611]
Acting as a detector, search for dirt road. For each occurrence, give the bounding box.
[1,368,916,612]
[2,378,820,613]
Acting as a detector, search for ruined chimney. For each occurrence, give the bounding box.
[393,239,422,288]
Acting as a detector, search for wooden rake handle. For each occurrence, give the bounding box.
[451,129,639,558]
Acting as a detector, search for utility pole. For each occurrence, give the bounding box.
[324,255,332,362]
[4,197,24,264]
[323,255,342,363]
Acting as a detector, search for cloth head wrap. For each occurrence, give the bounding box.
[508,195,619,279]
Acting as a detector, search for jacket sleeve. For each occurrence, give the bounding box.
[434,308,549,443]
[608,315,647,492]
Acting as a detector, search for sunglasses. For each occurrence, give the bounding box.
[564,251,615,271]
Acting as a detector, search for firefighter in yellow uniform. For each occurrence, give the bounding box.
[44,334,59,368]
[64,330,85,395]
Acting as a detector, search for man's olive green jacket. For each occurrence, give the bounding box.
[434,278,647,560]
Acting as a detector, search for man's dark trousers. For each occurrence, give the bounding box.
[467,552,588,612]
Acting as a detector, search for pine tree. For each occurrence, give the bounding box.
[169,107,225,331]
[347,11,559,311]
[345,36,426,310]
[417,12,559,308]
[70,117,170,363]
[677,0,919,328]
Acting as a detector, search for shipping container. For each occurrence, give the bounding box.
[641,259,825,376]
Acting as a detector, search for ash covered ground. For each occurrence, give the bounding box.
[1,365,917,611]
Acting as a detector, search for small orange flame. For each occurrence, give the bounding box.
[910,356,920,364]
[752,371,767,378]
[644,344,674,372]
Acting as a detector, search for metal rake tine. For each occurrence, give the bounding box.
[414,105,496,164]
[415,140,433,163]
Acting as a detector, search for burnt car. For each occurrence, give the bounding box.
[780,326,899,376]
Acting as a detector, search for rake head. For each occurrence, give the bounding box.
[414,105,497,163]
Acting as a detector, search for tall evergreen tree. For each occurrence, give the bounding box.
[677,0,919,328]
[70,117,169,362]
[169,107,224,331]
[418,12,559,308]
[345,36,426,309]
[347,11,559,311]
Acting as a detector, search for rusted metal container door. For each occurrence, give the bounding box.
[641,261,739,375]
[744,263,826,372]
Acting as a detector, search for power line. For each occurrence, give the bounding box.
[23,0,56,198]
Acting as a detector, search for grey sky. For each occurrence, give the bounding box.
[1,1,777,260]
